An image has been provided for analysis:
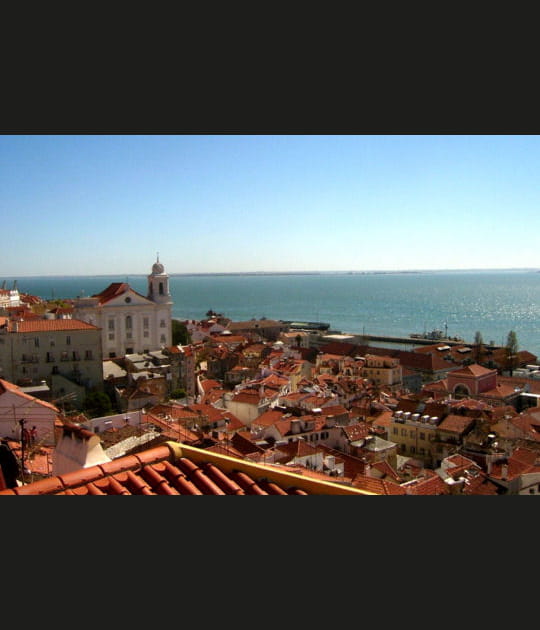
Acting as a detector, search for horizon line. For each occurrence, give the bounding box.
[2,267,540,279]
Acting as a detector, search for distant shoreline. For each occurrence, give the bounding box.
[2,268,539,280]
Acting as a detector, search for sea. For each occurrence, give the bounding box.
[3,269,540,359]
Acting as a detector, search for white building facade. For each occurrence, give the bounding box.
[72,257,173,359]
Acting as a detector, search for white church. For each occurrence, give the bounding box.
[73,256,173,359]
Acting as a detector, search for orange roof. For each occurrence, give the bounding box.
[0,442,375,495]
[253,409,288,427]
[437,414,475,434]
[451,364,496,377]
[404,472,450,495]
[232,390,262,404]
[352,475,407,495]
[92,282,131,303]
[7,319,99,332]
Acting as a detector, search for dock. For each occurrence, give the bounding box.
[364,334,466,346]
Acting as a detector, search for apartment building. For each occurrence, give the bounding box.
[362,354,402,391]
[0,318,103,401]
[388,410,441,466]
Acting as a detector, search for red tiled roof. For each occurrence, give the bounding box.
[231,390,263,404]
[275,439,322,459]
[7,319,100,332]
[450,364,496,377]
[92,282,130,303]
[510,415,540,442]
[200,379,222,393]
[462,473,499,495]
[252,409,288,427]
[403,472,450,495]
[0,442,375,495]
[318,405,349,417]
[342,422,371,441]
[352,475,407,495]
[437,414,475,434]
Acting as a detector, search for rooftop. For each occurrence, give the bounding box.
[0,441,376,495]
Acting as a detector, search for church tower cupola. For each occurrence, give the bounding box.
[147,253,172,305]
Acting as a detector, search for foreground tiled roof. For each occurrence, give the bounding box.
[0,442,375,495]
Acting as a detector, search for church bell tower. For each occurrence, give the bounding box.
[147,253,172,305]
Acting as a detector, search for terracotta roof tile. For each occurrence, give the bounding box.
[1,442,374,495]
[7,319,99,332]
[437,414,475,434]
[352,475,407,495]
[404,472,450,495]
[92,282,150,305]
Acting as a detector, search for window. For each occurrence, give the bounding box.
[401,429,407,436]
[160,319,166,328]
[419,432,425,441]
[409,430,415,438]
[126,332,132,339]
[34,338,39,347]
[393,427,399,435]
[109,352,116,358]
[108,320,115,330]
[85,350,93,360]
[160,334,166,343]
[410,446,415,454]
[126,316,132,330]
[143,331,149,338]
[72,351,80,361]
[50,339,55,347]
[61,351,69,361]
[66,336,71,345]
[108,333,115,340]
[46,352,55,363]
[143,317,149,329]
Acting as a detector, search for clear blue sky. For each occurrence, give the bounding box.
[1,134,539,276]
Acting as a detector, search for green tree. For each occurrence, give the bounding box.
[82,391,113,418]
[170,388,187,400]
[172,319,191,346]
[505,330,519,376]
[473,331,485,364]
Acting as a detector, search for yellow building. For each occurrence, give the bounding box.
[362,354,402,391]
[388,411,440,465]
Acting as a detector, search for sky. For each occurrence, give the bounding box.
[1,134,539,276]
